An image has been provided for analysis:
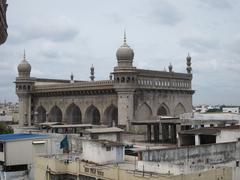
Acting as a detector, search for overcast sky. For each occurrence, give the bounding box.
[0,0,240,105]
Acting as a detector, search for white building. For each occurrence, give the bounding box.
[222,107,240,114]
[0,133,49,180]
[82,139,124,164]
[178,125,240,146]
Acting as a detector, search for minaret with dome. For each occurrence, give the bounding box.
[15,51,34,126]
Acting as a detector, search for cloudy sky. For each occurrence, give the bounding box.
[1,0,240,105]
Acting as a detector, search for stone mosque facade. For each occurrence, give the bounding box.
[15,35,194,130]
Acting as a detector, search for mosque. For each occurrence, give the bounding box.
[15,34,194,131]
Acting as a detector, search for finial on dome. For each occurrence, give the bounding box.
[124,29,126,43]
[23,49,26,60]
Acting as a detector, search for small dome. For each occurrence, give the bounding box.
[18,59,31,72]
[17,52,31,77]
[116,42,134,61]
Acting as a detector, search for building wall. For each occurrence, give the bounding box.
[82,141,124,164]
[33,94,118,124]
[140,141,239,175]
[5,139,48,166]
[223,107,239,114]
[34,156,233,180]
[134,91,192,118]
[216,130,240,143]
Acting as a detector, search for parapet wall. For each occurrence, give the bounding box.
[141,141,238,163]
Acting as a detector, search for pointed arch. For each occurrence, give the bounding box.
[135,102,152,121]
[103,105,118,127]
[49,105,62,122]
[84,105,101,125]
[174,103,186,117]
[65,103,82,124]
[36,106,46,123]
[157,103,170,116]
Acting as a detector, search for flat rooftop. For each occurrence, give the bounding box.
[49,124,94,128]
[179,125,240,135]
[0,133,48,141]
[84,127,124,134]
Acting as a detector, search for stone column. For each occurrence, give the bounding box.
[147,124,152,142]
[116,90,134,130]
[162,124,169,143]
[195,135,200,145]
[170,125,177,144]
[153,124,160,142]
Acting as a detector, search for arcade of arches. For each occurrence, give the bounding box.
[35,102,185,133]
[36,104,118,127]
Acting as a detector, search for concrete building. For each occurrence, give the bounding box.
[0,133,48,180]
[180,112,240,127]
[15,35,194,132]
[222,107,240,114]
[178,125,240,146]
[0,0,7,45]
[34,148,233,180]
[82,139,124,164]
[137,140,240,179]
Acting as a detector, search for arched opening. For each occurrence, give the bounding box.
[174,103,186,117]
[65,103,82,124]
[103,105,118,127]
[135,103,152,121]
[135,103,153,133]
[37,106,46,123]
[85,105,101,125]
[157,104,170,116]
[49,105,62,122]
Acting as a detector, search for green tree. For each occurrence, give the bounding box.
[0,123,13,134]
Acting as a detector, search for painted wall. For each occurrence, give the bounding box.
[82,141,124,164]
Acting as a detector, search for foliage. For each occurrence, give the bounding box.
[0,123,13,134]
[206,108,222,113]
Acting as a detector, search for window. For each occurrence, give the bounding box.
[106,146,111,151]
[91,134,98,139]
[0,143,3,152]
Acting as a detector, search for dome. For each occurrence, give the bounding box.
[116,42,134,61]
[17,53,31,77]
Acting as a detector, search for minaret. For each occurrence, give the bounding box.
[70,73,74,83]
[168,63,173,72]
[113,31,137,130]
[90,64,95,81]
[15,51,33,126]
[186,53,192,74]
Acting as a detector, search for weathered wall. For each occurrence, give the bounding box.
[217,130,240,143]
[140,141,239,175]
[34,156,233,180]
[82,141,124,164]
[33,94,118,123]
[134,91,192,119]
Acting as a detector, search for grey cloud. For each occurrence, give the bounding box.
[180,38,220,53]
[226,38,240,55]
[144,0,184,26]
[8,16,79,44]
[199,0,232,9]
